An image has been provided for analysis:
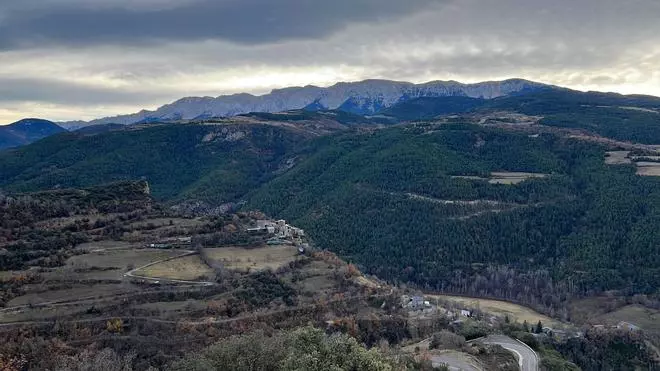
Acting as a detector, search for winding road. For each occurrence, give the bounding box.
[480,335,539,371]
[431,350,482,371]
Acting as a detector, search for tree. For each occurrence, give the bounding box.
[535,321,543,334]
[106,318,123,334]
[169,327,399,371]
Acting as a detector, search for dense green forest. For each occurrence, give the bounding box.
[381,89,660,144]
[0,123,309,202]
[0,118,66,150]
[380,96,487,121]
[484,89,660,144]
[246,123,660,313]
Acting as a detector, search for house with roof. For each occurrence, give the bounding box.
[616,321,640,332]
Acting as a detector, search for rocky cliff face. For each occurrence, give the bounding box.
[61,78,550,127]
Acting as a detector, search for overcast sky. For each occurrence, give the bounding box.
[1,0,659,123]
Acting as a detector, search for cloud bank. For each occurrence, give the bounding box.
[0,0,659,123]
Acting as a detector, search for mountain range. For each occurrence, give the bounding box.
[58,78,549,129]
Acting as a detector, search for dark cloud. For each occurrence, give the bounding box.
[0,0,443,49]
[0,0,659,123]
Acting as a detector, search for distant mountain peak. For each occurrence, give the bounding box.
[59,78,553,128]
[0,118,65,150]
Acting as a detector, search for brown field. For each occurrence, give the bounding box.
[433,295,561,327]
[632,155,660,161]
[605,151,632,165]
[7,283,134,307]
[132,299,210,316]
[488,172,548,184]
[282,260,340,296]
[0,270,22,280]
[619,106,659,114]
[75,240,137,252]
[126,217,206,229]
[202,245,300,272]
[0,304,94,323]
[67,248,182,270]
[136,254,214,281]
[451,175,489,181]
[33,214,119,230]
[636,162,660,176]
[597,305,660,333]
[451,172,548,184]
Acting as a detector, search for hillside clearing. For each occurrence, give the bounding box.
[135,254,214,281]
[636,162,660,176]
[597,305,660,333]
[67,249,182,270]
[605,151,632,165]
[433,295,561,327]
[488,172,548,184]
[202,246,300,272]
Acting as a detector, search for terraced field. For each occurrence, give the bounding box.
[202,245,300,272]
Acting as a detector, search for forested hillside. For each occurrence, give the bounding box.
[0,123,310,202]
[381,89,660,145]
[380,96,487,121]
[485,90,660,144]
[1,107,659,316]
[0,118,66,150]
[247,123,660,315]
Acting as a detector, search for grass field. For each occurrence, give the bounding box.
[451,172,548,184]
[67,249,182,270]
[136,255,214,281]
[488,172,548,184]
[75,240,137,252]
[433,295,561,327]
[597,305,660,332]
[636,162,660,176]
[126,217,206,229]
[605,151,632,165]
[7,283,134,307]
[202,246,300,272]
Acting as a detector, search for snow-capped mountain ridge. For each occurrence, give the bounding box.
[60,78,551,128]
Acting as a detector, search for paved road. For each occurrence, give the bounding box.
[431,350,482,371]
[481,335,539,371]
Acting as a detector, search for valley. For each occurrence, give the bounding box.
[1,84,659,370]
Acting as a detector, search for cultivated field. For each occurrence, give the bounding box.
[126,217,205,229]
[488,172,548,184]
[75,240,137,252]
[452,172,548,184]
[597,305,660,333]
[605,151,632,165]
[636,162,660,176]
[135,254,214,281]
[7,283,135,307]
[433,295,560,327]
[202,245,300,272]
[603,151,660,176]
[67,248,182,270]
[451,175,488,181]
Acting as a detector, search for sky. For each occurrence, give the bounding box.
[0,0,659,123]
